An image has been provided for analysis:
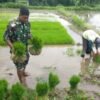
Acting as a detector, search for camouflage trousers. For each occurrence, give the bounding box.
[11,52,30,70]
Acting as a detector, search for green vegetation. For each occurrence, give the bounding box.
[11,83,26,100]
[69,75,80,90]
[0,80,8,100]
[57,7,91,32]
[66,47,74,56]
[72,15,90,31]
[0,74,94,100]
[31,21,74,45]
[49,72,60,91]
[11,42,26,63]
[12,42,26,57]
[0,0,100,7]
[29,36,43,55]
[66,90,88,100]
[0,12,74,46]
[36,80,49,99]
[66,75,88,100]
[93,55,100,63]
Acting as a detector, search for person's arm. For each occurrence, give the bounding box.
[4,23,13,49]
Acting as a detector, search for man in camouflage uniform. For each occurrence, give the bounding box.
[4,7,32,86]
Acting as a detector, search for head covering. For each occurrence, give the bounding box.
[95,38,100,49]
[19,7,29,16]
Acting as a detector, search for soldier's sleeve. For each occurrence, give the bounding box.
[3,22,11,42]
[4,20,16,42]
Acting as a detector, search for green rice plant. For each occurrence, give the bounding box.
[66,47,74,56]
[11,42,26,63]
[49,72,60,91]
[93,55,100,63]
[69,75,80,90]
[36,81,49,100]
[11,83,26,100]
[31,21,74,45]
[12,42,26,56]
[0,80,8,100]
[29,36,43,55]
[66,92,88,100]
[30,36,43,50]
[25,89,36,100]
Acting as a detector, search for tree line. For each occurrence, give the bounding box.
[0,0,100,6]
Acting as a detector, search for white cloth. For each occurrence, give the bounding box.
[82,30,100,42]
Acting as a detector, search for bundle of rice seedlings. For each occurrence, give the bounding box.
[29,36,43,55]
[11,42,26,63]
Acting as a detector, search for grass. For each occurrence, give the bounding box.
[0,12,74,45]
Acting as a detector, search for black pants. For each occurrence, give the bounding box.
[82,37,93,54]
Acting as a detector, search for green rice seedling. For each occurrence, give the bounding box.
[29,36,43,55]
[11,83,26,100]
[49,72,60,91]
[0,80,8,100]
[12,42,26,56]
[69,75,80,90]
[36,80,49,100]
[93,55,100,63]
[66,47,74,56]
[11,42,26,63]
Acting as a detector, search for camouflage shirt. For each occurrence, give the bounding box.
[4,18,31,46]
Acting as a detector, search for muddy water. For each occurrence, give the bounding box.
[0,46,81,89]
[0,46,100,94]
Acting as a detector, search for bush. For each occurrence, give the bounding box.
[49,72,60,90]
[36,81,48,97]
[11,83,26,100]
[69,75,80,90]
[0,80,8,100]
